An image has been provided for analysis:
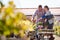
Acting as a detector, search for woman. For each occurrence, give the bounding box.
[43,5,54,29]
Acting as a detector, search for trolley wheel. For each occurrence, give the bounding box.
[30,38,35,40]
[49,34,55,40]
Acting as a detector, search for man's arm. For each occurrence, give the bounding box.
[32,10,37,20]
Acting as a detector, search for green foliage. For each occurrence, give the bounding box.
[0,1,4,8]
[38,22,43,25]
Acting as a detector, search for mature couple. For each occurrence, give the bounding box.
[32,5,54,29]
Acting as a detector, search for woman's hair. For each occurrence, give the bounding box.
[44,5,49,10]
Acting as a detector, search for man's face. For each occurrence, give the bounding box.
[38,7,42,11]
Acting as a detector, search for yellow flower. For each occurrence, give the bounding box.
[19,30,25,37]
[6,17,13,25]
[5,7,13,15]
[16,12,27,20]
[9,1,14,5]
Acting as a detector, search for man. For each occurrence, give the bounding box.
[32,5,44,26]
[32,5,44,40]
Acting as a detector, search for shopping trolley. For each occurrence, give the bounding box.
[27,29,54,40]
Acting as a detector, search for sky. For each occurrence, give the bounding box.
[1,0,60,8]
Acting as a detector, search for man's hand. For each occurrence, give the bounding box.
[32,19,36,23]
[31,18,36,23]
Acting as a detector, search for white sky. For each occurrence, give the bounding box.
[1,0,60,8]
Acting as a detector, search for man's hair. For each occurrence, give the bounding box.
[38,5,42,8]
[44,5,49,10]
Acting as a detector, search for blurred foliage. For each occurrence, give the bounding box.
[53,21,60,36]
[53,26,60,36]
[0,1,34,38]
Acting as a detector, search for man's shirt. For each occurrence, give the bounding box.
[33,10,44,20]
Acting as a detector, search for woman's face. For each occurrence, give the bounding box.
[44,7,47,12]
